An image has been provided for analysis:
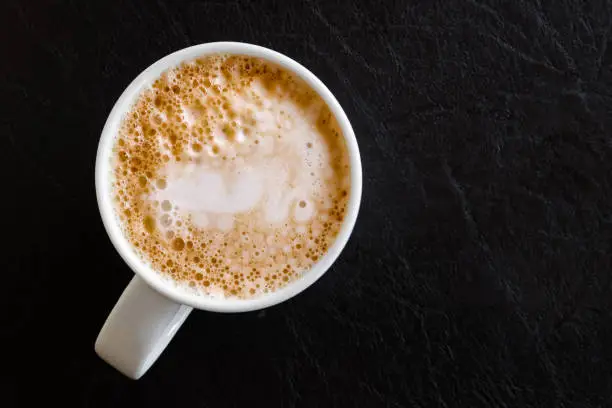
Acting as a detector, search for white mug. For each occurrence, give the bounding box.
[95,42,363,379]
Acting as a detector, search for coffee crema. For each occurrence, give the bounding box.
[112,54,350,298]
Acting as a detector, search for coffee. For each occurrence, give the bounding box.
[111,54,350,298]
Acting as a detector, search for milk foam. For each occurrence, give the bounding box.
[112,54,350,299]
[152,78,329,231]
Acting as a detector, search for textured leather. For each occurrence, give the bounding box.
[3,0,612,406]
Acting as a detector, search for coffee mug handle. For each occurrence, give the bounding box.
[95,276,193,379]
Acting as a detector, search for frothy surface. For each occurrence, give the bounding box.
[112,54,350,298]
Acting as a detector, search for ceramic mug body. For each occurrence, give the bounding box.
[95,42,362,378]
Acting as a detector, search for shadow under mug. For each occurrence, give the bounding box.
[95,42,363,379]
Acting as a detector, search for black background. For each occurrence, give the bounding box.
[3,0,612,407]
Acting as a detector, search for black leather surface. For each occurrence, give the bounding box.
[4,0,612,406]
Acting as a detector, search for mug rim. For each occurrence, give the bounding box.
[95,41,362,312]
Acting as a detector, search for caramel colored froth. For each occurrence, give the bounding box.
[112,54,350,299]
